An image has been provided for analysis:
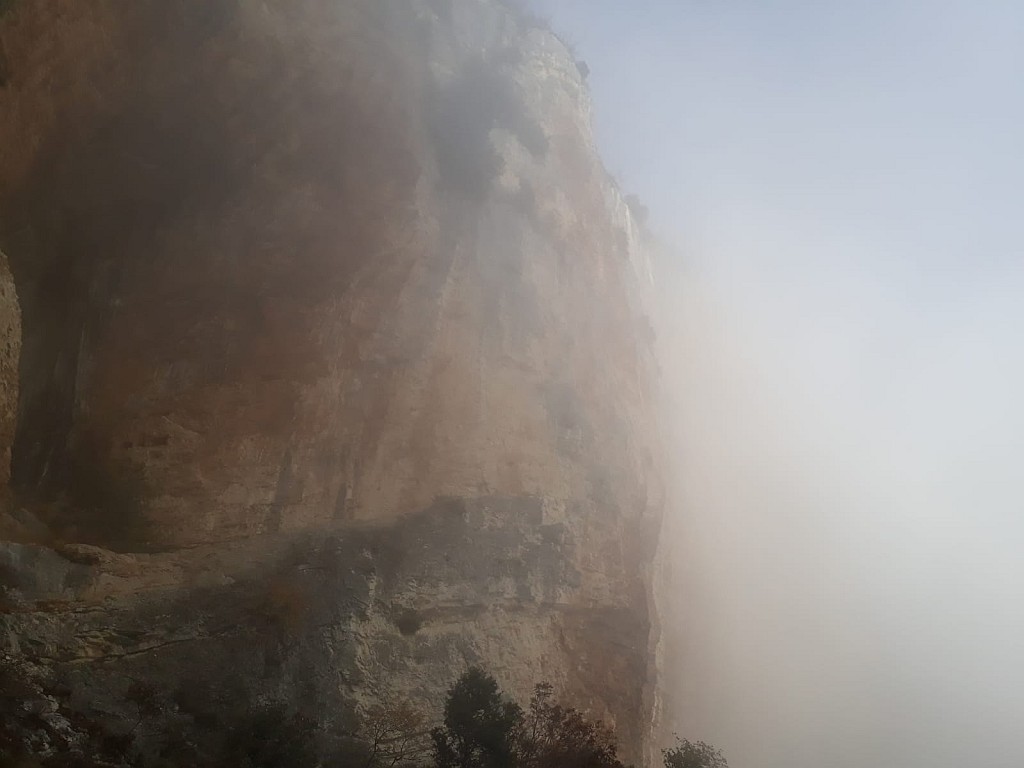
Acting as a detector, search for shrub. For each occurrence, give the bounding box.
[663,738,728,768]
[516,683,625,768]
[349,700,431,768]
[430,670,629,768]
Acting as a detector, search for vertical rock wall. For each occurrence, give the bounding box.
[0,0,667,763]
[0,249,18,490]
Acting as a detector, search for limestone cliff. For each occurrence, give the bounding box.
[0,0,666,764]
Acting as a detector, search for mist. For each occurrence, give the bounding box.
[532,0,1024,766]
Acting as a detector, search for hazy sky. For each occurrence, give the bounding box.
[531,2,1024,766]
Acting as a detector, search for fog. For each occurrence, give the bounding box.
[532,1,1024,766]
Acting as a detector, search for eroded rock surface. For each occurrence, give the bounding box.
[0,249,17,491]
[0,0,666,763]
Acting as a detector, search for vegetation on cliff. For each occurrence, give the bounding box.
[1,661,723,768]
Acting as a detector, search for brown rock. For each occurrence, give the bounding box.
[0,248,18,490]
[0,0,667,762]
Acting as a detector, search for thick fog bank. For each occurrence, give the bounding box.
[531,0,1024,765]
[657,237,1024,768]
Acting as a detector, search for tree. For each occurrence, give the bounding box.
[431,668,522,768]
[662,738,728,768]
[516,683,626,768]
[357,700,432,768]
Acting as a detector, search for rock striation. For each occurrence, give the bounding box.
[0,0,666,763]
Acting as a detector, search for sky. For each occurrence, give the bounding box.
[529,2,1024,766]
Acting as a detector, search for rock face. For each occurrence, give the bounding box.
[0,0,665,764]
[0,248,18,492]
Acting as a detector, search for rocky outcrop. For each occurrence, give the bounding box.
[0,0,665,763]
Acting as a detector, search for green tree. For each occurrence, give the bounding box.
[662,738,728,768]
[431,668,522,768]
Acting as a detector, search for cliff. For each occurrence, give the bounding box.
[0,248,17,493]
[0,0,666,763]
